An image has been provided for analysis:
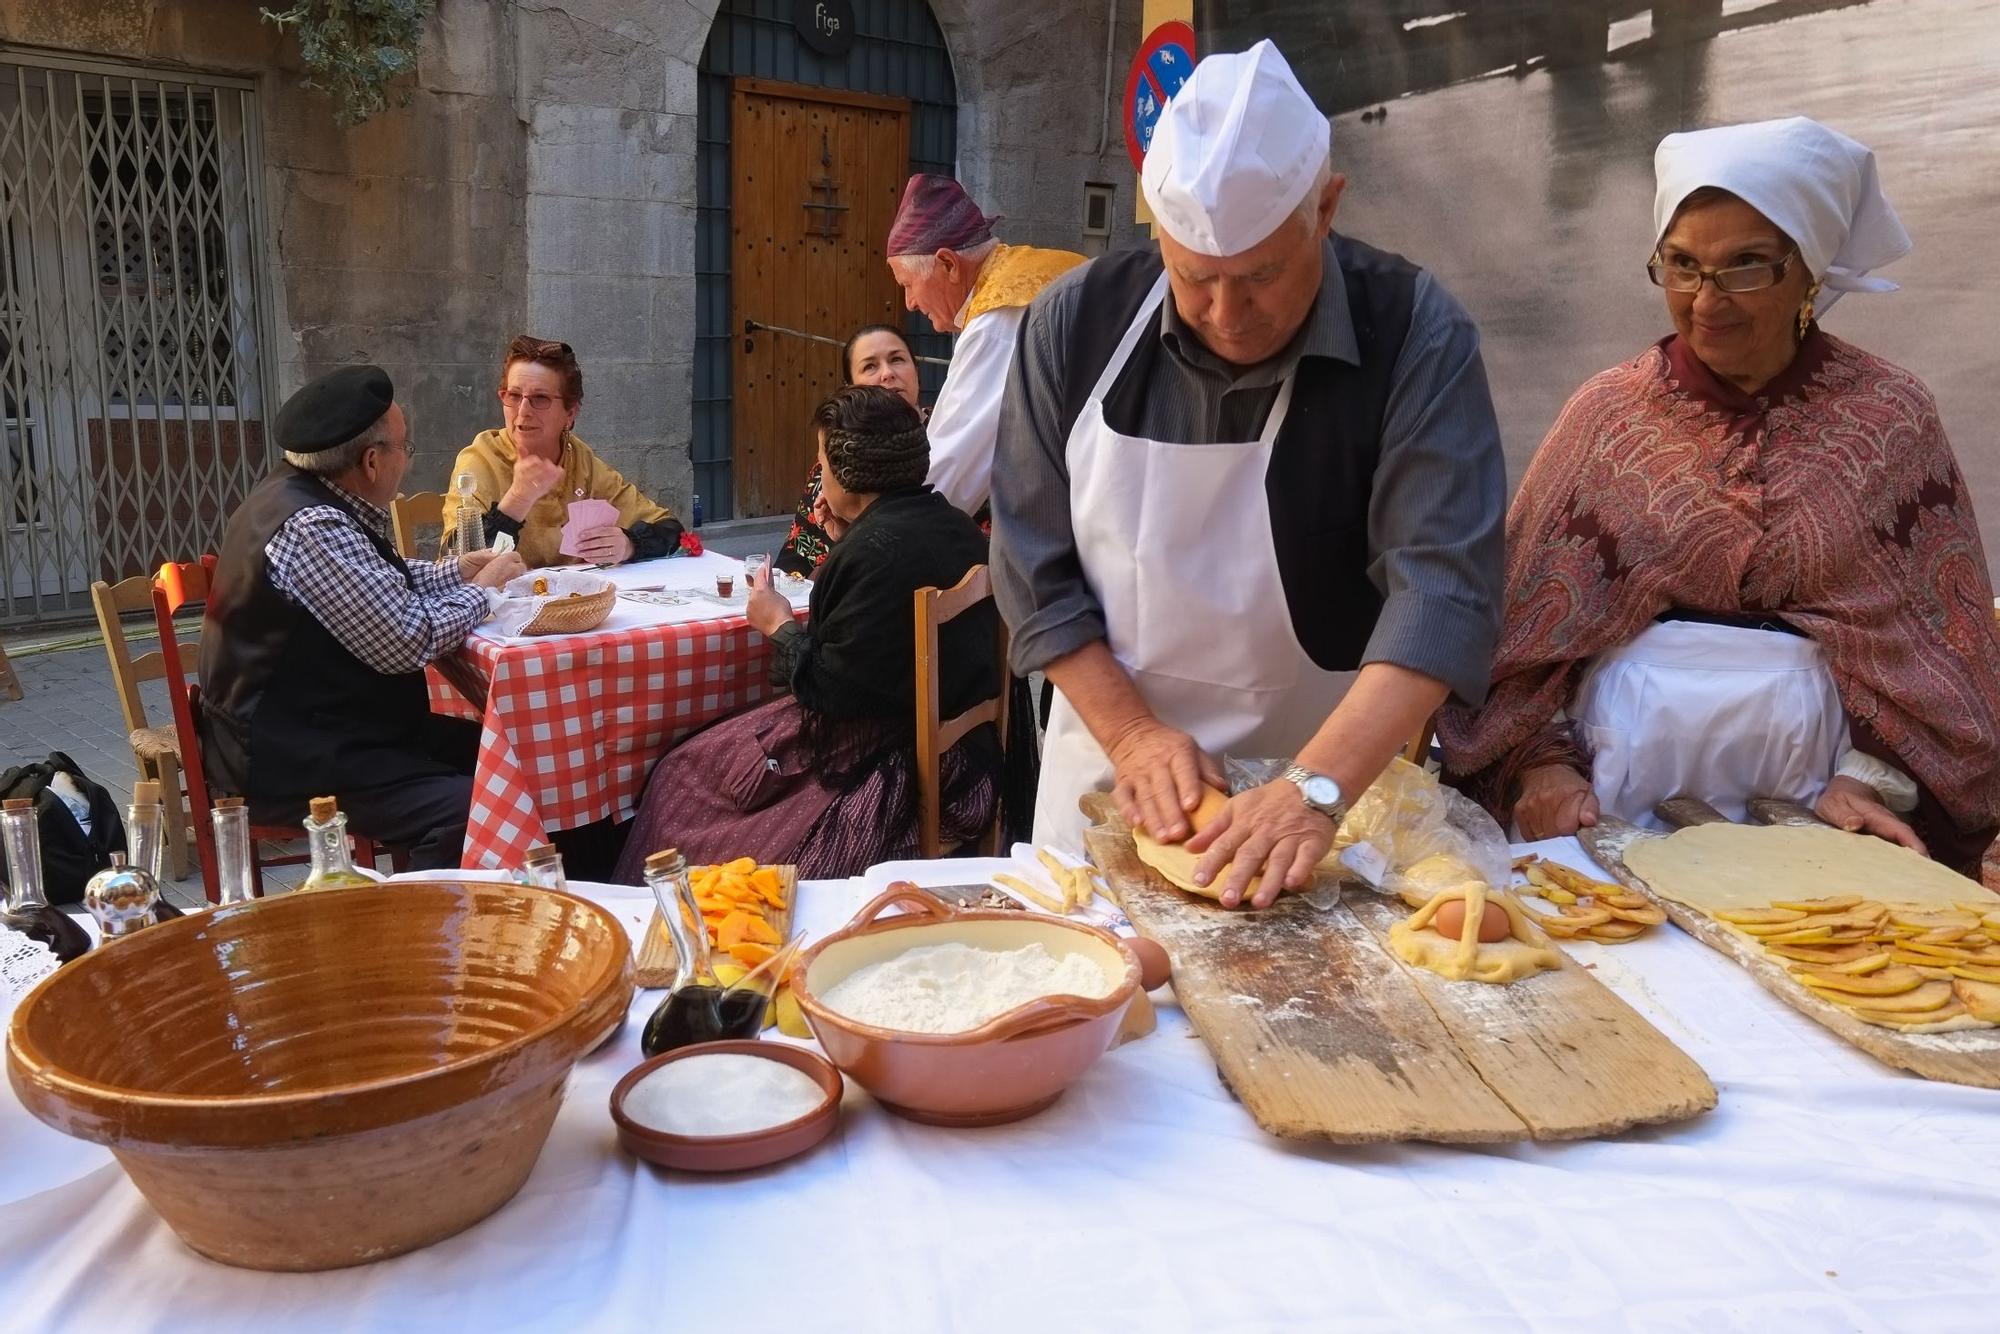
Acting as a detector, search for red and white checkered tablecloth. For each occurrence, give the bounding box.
[427,612,793,869]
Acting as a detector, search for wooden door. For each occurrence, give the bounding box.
[731,79,910,518]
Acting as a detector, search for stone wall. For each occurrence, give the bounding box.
[0,0,529,497]
[0,0,1147,522]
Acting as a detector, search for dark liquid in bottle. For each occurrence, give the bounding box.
[6,905,93,964]
[641,984,770,1056]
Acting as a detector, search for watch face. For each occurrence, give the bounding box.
[1302,775,1341,808]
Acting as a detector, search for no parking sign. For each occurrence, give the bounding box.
[1123,20,1197,171]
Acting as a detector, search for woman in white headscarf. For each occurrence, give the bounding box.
[1441,117,2000,874]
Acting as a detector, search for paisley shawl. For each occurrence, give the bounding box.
[1440,328,2000,857]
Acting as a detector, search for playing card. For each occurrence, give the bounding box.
[559,498,621,559]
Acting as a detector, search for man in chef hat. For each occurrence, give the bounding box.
[990,40,1507,907]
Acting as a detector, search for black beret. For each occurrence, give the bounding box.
[275,365,394,453]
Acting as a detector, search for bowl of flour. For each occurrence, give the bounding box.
[793,884,1143,1126]
[609,1040,843,1172]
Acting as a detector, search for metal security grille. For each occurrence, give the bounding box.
[694,0,957,520]
[0,51,274,626]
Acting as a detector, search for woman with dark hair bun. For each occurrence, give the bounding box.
[614,383,999,880]
[774,323,922,576]
[442,334,688,567]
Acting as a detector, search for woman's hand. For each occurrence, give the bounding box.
[574,525,634,565]
[1815,775,1927,855]
[501,454,564,517]
[745,559,793,636]
[1514,764,1599,841]
[808,495,848,543]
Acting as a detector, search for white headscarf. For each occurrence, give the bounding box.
[1140,41,1331,258]
[1652,117,1910,315]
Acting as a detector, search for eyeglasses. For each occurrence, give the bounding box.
[1648,248,1799,294]
[498,388,563,413]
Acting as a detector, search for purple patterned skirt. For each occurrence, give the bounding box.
[612,696,997,882]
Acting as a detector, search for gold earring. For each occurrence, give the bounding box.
[1797,280,1822,341]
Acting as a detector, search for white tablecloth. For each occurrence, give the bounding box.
[470,552,812,644]
[4,842,1998,1333]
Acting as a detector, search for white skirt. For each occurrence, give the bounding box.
[1572,620,1846,830]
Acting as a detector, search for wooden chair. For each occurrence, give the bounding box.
[1404,715,1437,767]
[91,574,201,878]
[913,565,1010,859]
[0,637,21,702]
[391,491,447,560]
[151,558,382,901]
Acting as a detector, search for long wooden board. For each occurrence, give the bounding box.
[1578,817,2000,1090]
[635,864,797,989]
[1080,794,1715,1144]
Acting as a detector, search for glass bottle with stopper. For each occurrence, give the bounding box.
[119,779,182,923]
[299,796,384,892]
[452,471,487,560]
[0,797,91,963]
[212,797,258,906]
[516,842,566,892]
[640,848,798,1056]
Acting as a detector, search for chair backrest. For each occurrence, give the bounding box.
[152,556,220,897]
[391,491,447,560]
[1403,715,1436,767]
[913,565,1009,859]
[92,573,203,736]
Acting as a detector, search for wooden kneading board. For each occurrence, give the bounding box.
[1079,794,1715,1144]
[1580,817,2000,1090]
[634,864,797,990]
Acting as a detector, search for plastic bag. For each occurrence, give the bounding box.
[1223,755,1511,903]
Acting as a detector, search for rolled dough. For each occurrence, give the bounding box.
[1624,824,1997,915]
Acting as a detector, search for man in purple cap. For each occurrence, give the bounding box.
[885,174,1084,516]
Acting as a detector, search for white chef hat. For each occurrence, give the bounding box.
[1141,40,1331,258]
[1653,117,1910,315]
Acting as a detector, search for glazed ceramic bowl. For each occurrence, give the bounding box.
[6,881,633,1272]
[610,1040,843,1172]
[792,885,1143,1126]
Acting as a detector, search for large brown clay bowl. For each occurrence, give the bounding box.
[792,885,1140,1126]
[5,881,633,1272]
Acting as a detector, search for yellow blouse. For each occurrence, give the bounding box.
[441,428,672,569]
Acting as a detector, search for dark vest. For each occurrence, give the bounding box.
[1056,235,1418,671]
[198,466,432,801]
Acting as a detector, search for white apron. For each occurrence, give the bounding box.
[1032,274,1351,851]
[1571,619,1846,831]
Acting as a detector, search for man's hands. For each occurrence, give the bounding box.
[1185,779,1337,910]
[1107,718,1222,844]
[463,550,526,589]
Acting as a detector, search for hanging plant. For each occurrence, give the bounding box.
[260,0,437,127]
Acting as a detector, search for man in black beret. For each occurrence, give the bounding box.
[199,365,526,869]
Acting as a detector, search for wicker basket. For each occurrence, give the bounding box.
[519,585,616,636]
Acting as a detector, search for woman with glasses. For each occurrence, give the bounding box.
[1441,118,2000,872]
[442,335,688,567]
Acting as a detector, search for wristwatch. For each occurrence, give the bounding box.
[1281,764,1346,822]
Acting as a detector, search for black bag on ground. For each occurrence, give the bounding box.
[0,751,127,905]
